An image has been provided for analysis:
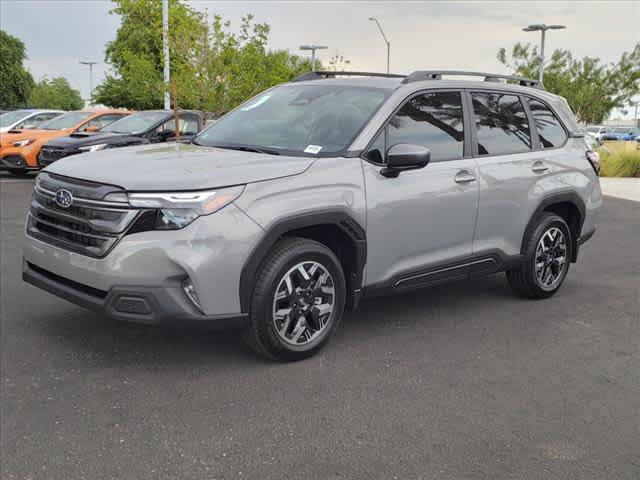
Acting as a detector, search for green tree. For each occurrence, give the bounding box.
[0,30,35,109]
[200,14,313,115]
[497,42,640,124]
[29,77,84,110]
[94,0,206,109]
[94,2,314,113]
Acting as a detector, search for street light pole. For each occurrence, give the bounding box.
[369,17,390,74]
[522,24,566,83]
[162,0,171,110]
[299,45,328,72]
[79,61,98,106]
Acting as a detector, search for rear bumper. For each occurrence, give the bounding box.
[23,260,247,328]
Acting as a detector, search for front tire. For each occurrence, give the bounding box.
[243,237,346,361]
[507,212,572,299]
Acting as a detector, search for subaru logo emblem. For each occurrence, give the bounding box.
[55,189,73,209]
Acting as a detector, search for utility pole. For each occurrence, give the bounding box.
[369,17,390,74]
[299,45,328,72]
[522,24,566,83]
[79,61,98,106]
[162,0,171,110]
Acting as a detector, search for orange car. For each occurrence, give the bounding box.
[0,109,131,175]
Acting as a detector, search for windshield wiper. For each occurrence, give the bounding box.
[210,144,281,155]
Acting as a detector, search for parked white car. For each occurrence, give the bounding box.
[0,109,64,133]
[584,125,609,142]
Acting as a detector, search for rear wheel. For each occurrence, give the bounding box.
[507,212,572,299]
[243,237,346,361]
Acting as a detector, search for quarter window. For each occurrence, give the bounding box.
[528,99,567,149]
[472,92,531,155]
[386,91,465,162]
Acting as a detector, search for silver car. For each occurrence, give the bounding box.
[0,109,64,133]
[23,71,602,361]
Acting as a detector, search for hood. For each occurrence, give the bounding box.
[43,143,317,191]
[0,129,66,148]
[44,131,130,148]
[0,130,59,147]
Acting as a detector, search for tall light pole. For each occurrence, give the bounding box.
[79,61,98,106]
[299,45,328,72]
[369,17,390,74]
[162,0,171,110]
[523,24,566,83]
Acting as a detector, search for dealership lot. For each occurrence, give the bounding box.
[1,178,639,479]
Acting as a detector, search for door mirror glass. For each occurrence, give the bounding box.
[382,143,431,177]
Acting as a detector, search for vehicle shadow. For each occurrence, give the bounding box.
[33,273,525,368]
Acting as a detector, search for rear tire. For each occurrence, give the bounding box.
[243,237,346,361]
[507,212,572,299]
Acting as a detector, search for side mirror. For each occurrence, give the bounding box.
[84,125,100,133]
[381,143,431,178]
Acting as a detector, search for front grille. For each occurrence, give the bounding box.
[27,173,139,258]
[38,147,74,167]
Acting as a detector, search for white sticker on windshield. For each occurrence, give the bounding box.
[241,94,271,111]
[304,144,323,154]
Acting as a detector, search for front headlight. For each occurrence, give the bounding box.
[78,143,108,152]
[128,185,245,230]
[13,138,35,147]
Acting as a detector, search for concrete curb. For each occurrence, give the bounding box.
[600,177,640,202]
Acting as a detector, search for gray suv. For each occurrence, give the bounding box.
[23,70,602,361]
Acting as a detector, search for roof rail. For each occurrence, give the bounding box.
[402,70,544,89]
[292,71,406,82]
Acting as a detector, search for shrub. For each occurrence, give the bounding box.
[599,148,640,177]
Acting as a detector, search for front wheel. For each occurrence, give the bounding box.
[243,237,346,361]
[507,212,572,299]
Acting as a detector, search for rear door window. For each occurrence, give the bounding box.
[528,99,567,149]
[471,92,532,156]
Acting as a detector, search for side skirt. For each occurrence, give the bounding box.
[363,250,524,298]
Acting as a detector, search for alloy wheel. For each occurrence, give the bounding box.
[534,226,568,290]
[272,261,336,346]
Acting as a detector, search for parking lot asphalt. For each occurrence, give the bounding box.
[1,177,639,480]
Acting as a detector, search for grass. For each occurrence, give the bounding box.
[598,142,640,178]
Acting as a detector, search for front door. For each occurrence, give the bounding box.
[362,90,479,288]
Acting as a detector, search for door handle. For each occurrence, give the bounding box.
[454,170,476,184]
[532,161,549,173]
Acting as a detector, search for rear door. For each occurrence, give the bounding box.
[362,90,480,288]
[470,90,540,257]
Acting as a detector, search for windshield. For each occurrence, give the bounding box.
[40,112,93,130]
[102,111,168,134]
[194,84,390,155]
[0,110,32,128]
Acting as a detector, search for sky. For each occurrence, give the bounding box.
[1,0,639,119]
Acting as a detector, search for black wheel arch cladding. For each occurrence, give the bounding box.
[239,210,366,313]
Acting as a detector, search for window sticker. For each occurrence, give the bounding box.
[241,95,271,111]
[304,145,323,154]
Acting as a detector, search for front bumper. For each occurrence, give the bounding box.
[23,203,265,325]
[1,154,38,171]
[23,260,247,327]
